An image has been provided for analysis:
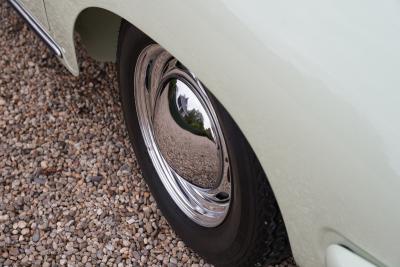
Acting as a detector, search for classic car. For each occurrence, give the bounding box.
[8,0,400,266]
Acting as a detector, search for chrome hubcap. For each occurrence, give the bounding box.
[134,44,231,227]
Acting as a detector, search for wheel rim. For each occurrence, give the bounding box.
[134,44,231,227]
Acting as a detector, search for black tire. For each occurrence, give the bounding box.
[117,20,292,267]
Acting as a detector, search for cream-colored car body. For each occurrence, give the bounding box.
[14,0,400,266]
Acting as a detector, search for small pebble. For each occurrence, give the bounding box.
[32,228,40,242]
[18,221,27,229]
[0,214,9,222]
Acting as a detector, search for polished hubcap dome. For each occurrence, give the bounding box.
[134,44,231,227]
[153,78,222,189]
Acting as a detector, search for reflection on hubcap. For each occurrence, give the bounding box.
[134,44,231,227]
[153,79,222,189]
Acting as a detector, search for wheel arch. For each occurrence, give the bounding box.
[74,7,121,62]
[45,0,302,263]
[70,8,295,258]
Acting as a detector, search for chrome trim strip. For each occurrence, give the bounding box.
[8,0,62,57]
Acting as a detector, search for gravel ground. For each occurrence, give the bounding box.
[0,1,296,266]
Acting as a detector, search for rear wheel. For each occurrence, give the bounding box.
[117,21,291,267]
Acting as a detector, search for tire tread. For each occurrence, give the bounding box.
[239,152,291,267]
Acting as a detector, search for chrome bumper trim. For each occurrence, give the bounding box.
[8,0,62,58]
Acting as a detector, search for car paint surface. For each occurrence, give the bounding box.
[18,0,48,30]
[326,245,376,267]
[20,0,400,266]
